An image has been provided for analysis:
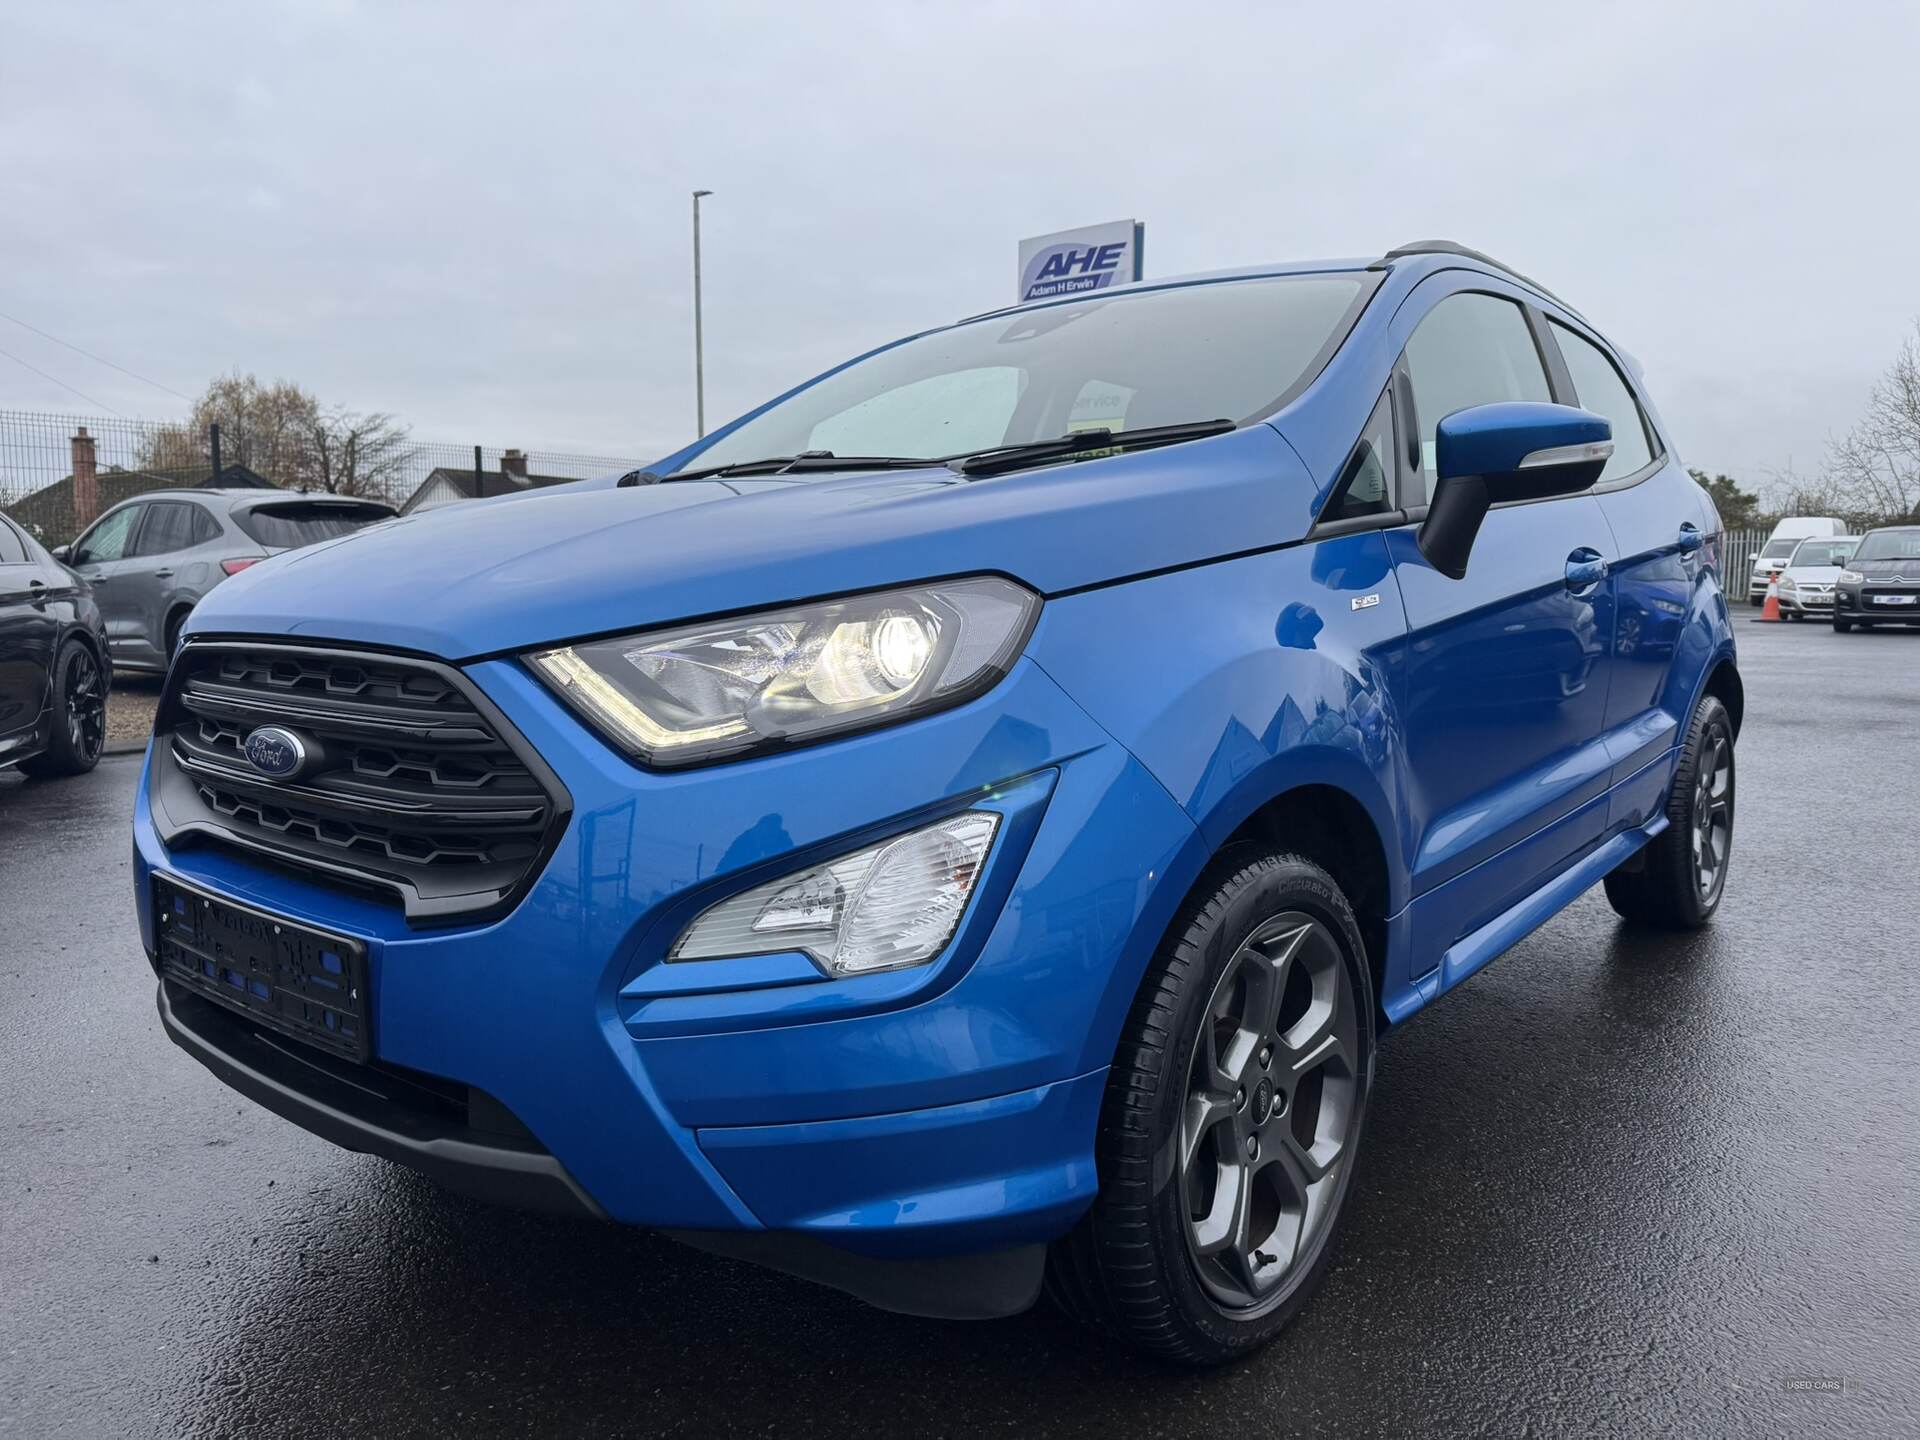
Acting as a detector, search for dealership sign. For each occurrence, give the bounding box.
[1017,219,1144,302]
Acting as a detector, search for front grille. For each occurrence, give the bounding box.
[151,642,569,924]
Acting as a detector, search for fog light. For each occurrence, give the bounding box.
[669,812,1000,976]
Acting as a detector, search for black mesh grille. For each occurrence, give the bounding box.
[152,643,567,924]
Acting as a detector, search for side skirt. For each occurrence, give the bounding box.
[1381,812,1668,1024]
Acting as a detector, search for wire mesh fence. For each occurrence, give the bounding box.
[0,408,649,545]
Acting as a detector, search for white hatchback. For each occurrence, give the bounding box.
[1774,535,1858,618]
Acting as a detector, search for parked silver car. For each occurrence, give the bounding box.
[54,489,395,672]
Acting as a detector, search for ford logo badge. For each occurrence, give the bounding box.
[242,726,308,782]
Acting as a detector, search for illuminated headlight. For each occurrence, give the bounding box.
[1838,569,1865,585]
[527,578,1039,767]
[670,812,1000,975]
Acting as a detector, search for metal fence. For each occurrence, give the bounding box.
[1720,527,1768,590]
[0,409,649,545]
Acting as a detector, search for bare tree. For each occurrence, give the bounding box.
[1825,323,1920,524]
[305,407,416,500]
[139,371,322,486]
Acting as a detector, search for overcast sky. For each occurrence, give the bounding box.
[5,1,1918,488]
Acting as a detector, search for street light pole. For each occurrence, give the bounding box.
[692,189,713,437]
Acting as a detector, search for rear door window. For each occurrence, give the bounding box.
[1549,321,1654,481]
[234,503,395,549]
[131,501,216,557]
[0,519,26,564]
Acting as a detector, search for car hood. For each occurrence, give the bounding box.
[1853,556,1920,579]
[187,424,1319,659]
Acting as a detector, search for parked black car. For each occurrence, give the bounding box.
[1833,525,1920,631]
[53,490,395,673]
[0,512,109,778]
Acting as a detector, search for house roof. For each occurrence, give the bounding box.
[1,464,277,545]
[399,466,577,514]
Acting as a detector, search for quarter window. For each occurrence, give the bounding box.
[0,519,27,564]
[1550,321,1654,482]
[1324,392,1396,522]
[1402,293,1552,480]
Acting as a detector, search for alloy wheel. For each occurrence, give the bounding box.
[65,648,106,763]
[1691,726,1733,900]
[1180,912,1360,1310]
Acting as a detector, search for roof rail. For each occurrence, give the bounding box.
[1371,239,1569,308]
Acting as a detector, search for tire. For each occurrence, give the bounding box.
[1603,694,1734,928]
[1834,618,1853,633]
[1046,851,1374,1365]
[19,640,107,779]
[164,608,189,664]
[1786,610,1802,622]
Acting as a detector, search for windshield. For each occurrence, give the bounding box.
[684,275,1367,470]
[1761,538,1801,559]
[235,502,394,549]
[1852,529,1920,563]
[1789,540,1855,567]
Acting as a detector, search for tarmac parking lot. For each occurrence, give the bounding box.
[2,618,1916,1437]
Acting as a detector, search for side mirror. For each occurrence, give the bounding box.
[1418,402,1612,579]
[52,544,71,563]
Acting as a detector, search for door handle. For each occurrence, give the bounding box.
[1565,548,1609,592]
[1676,523,1704,556]
[152,569,174,579]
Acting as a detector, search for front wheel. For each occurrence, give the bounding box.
[1834,617,1853,633]
[1603,694,1734,928]
[1046,852,1374,1365]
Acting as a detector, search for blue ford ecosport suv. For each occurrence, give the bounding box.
[135,241,1741,1364]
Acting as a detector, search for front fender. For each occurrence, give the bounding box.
[1029,532,1410,914]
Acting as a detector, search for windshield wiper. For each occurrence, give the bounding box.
[629,451,940,486]
[947,419,1235,477]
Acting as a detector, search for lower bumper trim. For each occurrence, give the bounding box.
[157,979,606,1220]
[665,1230,1045,1320]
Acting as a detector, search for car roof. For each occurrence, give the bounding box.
[958,239,1571,328]
[103,488,393,510]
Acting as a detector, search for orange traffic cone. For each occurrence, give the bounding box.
[1756,574,1782,622]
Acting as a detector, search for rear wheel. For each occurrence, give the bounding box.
[1046,852,1373,1365]
[1603,694,1733,928]
[163,607,190,664]
[20,640,107,778]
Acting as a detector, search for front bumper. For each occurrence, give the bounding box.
[135,642,1203,1284]
[1778,591,1832,615]
[1835,588,1920,620]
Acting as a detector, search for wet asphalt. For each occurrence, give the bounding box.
[2,618,1917,1438]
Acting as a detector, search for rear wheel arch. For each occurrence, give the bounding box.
[164,601,194,656]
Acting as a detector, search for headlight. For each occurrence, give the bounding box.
[1838,569,1865,584]
[671,811,1000,975]
[527,577,1040,767]
[1779,578,1796,591]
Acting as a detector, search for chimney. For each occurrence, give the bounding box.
[71,426,99,534]
[500,448,529,484]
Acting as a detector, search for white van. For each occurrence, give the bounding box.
[1750,516,1846,604]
